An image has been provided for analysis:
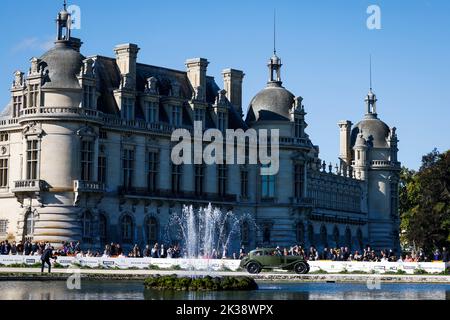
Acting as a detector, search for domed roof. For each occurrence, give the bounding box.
[351,114,390,148]
[39,42,84,90]
[246,82,294,123]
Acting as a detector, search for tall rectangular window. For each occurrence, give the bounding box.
[172,105,182,126]
[122,98,134,120]
[148,151,159,192]
[98,155,107,184]
[0,132,8,142]
[81,141,94,181]
[26,140,39,180]
[217,164,227,196]
[123,149,135,189]
[0,159,8,187]
[29,84,39,108]
[171,164,182,193]
[146,102,158,123]
[294,164,305,198]
[83,85,95,109]
[240,168,248,198]
[13,96,22,117]
[261,165,275,199]
[194,164,205,196]
[0,219,8,234]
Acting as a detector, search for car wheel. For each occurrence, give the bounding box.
[294,262,309,274]
[246,262,262,274]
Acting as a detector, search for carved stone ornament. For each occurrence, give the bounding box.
[76,125,97,139]
[22,122,44,138]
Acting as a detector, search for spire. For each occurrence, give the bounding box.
[369,54,372,90]
[63,0,67,11]
[273,9,276,55]
[365,55,377,116]
[268,9,282,84]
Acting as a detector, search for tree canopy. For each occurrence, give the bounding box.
[399,149,450,253]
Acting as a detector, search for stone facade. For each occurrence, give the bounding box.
[0,6,400,254]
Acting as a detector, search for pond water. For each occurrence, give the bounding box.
[0,280,449,300]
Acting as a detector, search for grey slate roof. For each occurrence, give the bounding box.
[245,81,294,124]
[40,41,84,90]
[351,114,390,148]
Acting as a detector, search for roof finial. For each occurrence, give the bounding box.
[63,0,67,11]
[273,9,277,55]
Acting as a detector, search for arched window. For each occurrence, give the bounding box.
[241,221,249,245]
[320,225,328,248]
[345,227,352,248]
[145,216,158,244]
[296,222,304,245]
[263,224,271,244]
[357,228,363,250]
[121,215,134,244]
[333,226,340,248]
[82,211,93,242]
[307,224,314,246]
[99,214,107,244]
[24,210,34,239]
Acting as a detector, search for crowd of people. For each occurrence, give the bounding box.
[0,239,448,263]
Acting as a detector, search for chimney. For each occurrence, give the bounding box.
[114,43,140,89]
[186,58,209,100]
[338,120,353,165]
[222,68,245,116]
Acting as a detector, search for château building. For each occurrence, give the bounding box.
[0,5,401,254]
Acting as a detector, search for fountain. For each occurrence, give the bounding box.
[166,204,255,270]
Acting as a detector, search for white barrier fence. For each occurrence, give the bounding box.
[0,255,448,274]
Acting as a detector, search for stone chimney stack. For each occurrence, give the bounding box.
[222,68,245,116]
[186,58,209,101]
[114,43,140,89]
[338,120,353,164]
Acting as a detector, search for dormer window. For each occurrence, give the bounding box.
[13,96,23,118]
[171,105,182,126]
[122,97,134,120]
[145,101,158,123]
[28,84,39,108]
[83,85,95,109]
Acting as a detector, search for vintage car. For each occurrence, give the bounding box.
[239,248,310,274]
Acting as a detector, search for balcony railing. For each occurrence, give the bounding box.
[74,180,106,193]
[118,187,237,203]
[12,180,46,193]
[290,197,314,206]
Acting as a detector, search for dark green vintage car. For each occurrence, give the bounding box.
[239,248,310,274]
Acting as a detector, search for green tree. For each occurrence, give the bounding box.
[399,149,450,254]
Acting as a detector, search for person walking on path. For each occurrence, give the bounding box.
[41,244,55,273]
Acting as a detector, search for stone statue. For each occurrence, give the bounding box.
[216,89,228,105]
[13,71,24,88]
[146,77,158,94]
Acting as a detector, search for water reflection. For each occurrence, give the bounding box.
[0,281,449,300]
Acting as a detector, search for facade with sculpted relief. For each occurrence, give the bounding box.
[0,5,400,254]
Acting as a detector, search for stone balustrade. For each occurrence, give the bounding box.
[12,180,46,193]
[73,180,106,193]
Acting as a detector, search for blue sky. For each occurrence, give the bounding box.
[0,0,449,170]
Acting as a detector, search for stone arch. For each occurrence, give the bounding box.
[357,228,363,250]
[296,222,305,246]
[82,210,94,243]
[333,225,340,248]
[144,215,159,245]
[345,227,352,249]
[98,212,108,245]
[307,223,314,247]
[119,212,135,244]
[320,224,328,248]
